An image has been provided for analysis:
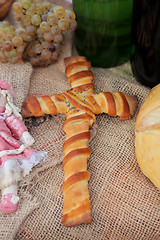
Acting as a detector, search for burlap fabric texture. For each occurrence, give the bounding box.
[0,1,160,240]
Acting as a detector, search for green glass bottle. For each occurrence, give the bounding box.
[73,0,133,68]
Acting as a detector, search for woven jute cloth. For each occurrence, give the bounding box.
[0,1,160,240]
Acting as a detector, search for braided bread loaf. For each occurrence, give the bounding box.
[22,56,137,226]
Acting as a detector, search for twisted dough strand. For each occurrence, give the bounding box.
[22,94,66,118]
[65,57,137,120]
[62,111,92,226]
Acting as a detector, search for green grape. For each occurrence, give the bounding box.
[41,49,52,60]
[3,26,14,36]
[65,10,76,23]
[42,41,51,49]
[0,21,25,64]
[40,22,51,33]
[58,19,69,31]
[0,50,7,63]
[35,4,43,15]
[14,13,23,22]
[25,8,36,17]
[12,36,23,47]
[26,25,37,36]
[25,35,34,42]
[17,45,25,54]
[47,13,58,25]
[37,28,43,38]
[5,35,13,41]
[51,25,61,36]
[44,32,54,42]
[3,41,14,52]
[34,43,43,54]
[1,21,10,27]
[42,2,53,13]
[27,43,36,57]
[2,2,78,66]
[22,15,31,26]
[10,49,18,58]
[53,34,63,43]
[0,30,5,41]
[4,49,17,58]
[21,0,31,10]
[31,14,41,26]
[17,29,26,40]
[28,3,36,13]
[12,2,23,14]
[53,6,66,19]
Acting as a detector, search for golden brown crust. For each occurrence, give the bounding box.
[62,171,90,193]
[65,61,91,78]
[53,94,65,102]
[22,94,66,118]
[103,92,117,117]
[135,84,160,132]
[62,91,96,122]
[40,96,58,115]
[62,199,91,226]
[62,113,93,131]
[63,132,91,152]
[21,55,138,227]
[28,96,45,117]
[64,56,87,67]
[72,83,95,94]
[22,96,44,118]
[21,100,34,118]
[125,95,137,117]
[135,84,160,190]
[68,70,94,84]
[115,92,132,120]
[85,95,103,114]
[136,107,160,132]
[63,148,90,169]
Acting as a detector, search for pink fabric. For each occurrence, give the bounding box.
[0,80,15,97]
[0,117,22,149]
[0,119,12,135]
[0,132,21,149]
[0,193,18,213]
[0,136,15,152]
[5,114,28,139]
[0,107,5,113]
[0,114,35,163]
[1,149,35,163]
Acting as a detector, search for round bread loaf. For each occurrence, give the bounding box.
[135,84,160,190]
[0,0,13,20]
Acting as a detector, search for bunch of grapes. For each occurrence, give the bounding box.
[12,0,77,66]
[0,21,26,63]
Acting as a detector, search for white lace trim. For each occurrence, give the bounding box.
[19,151,48,171]
[0,151,48,188]
[0,89,22,119]
[0,144,27,158]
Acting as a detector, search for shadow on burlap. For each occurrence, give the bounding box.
[0,1,160,240]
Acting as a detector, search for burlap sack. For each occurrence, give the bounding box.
[0,1,160,240]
